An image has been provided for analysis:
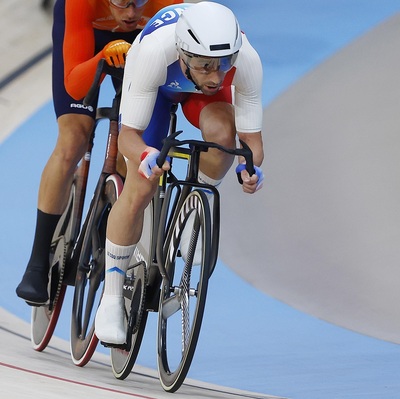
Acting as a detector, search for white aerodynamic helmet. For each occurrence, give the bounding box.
[175,2,242,73]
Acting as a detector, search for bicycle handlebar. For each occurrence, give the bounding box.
[83,59,124,106]
[156,130,255,177]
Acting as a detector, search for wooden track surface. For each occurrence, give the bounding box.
[0,308,281,399]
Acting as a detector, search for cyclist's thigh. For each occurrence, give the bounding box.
[181,86,233,129]
[57,114,95,143]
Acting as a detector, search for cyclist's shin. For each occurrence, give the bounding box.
[16,209,61,304]
[103,239,135,296]
[95,239,135,344]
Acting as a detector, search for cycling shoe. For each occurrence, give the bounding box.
[16,267,49,306]
[95,295,126,345]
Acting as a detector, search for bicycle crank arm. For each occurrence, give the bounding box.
[161,292,181,319]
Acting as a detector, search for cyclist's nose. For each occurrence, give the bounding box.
[209,70,225,81]
[209,76,224,87]
[124,4,140,17]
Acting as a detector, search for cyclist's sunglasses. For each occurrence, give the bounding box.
[179,49,239,74]
[109,0,148,9]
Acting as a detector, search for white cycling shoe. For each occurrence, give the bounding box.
[95,295,126,345]
[180,211,203,266]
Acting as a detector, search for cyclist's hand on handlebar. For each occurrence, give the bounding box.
[139,147,170,181]
[236,163,264,193]
[103,40,131,68]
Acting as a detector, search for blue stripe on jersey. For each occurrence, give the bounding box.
[160,59,196,101]
[140,4,190,41]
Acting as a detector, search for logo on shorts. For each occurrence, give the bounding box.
[70,103,94,112]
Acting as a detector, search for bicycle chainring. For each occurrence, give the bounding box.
[126,262,147,336]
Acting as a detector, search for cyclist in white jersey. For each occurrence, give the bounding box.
[95,1,265,344]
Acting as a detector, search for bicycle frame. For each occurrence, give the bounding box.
[131,101,255,306]
[109,88,255,391]
[31,60,124,353]
[66,65,122,282]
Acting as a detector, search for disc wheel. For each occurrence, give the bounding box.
[157,190,211,392]
[70,176,122,366]
[31,183,77,351]
[111,262,148,379]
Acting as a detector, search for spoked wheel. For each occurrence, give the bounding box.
[111,262,148,379]
[70,176,122,366]
[157,190,212,392]
[31,184,78,351]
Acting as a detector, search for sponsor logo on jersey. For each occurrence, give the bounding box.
[167,80,182,89]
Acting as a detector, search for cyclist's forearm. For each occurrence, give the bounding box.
[118,125,147,164]
[237,131,264,166]
[64,52,106,100]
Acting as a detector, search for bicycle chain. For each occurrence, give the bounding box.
[50,236,67,311]
[129,263,147,335]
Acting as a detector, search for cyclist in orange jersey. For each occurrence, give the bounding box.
[16,0,184,306]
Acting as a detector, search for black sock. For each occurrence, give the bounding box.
[26,209,61,271]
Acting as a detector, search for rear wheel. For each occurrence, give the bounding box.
[111,199,157,379]
[111,262,148,379]
[157,190,212,392]
[70,175,122,366]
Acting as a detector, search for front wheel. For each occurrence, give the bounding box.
[157,190,212,392]
[31,183,78,351]
[70,175,122,366]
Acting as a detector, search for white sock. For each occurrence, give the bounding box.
[103,239,135,297]
[197,170,221,212]
[198,170,222,191]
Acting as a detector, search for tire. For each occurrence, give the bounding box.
[31,183,78,351]
[110,199,156,379]
[110,262,148,380]
[30,285,66,351]
[157,190,212,392]
[70,175,122,366]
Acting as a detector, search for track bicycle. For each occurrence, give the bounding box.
[106,104,255,392]
[31,60,124,368]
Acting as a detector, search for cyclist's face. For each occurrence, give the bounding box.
[180,59,226,96]
[192,69,226,96]
[109,3,146,32]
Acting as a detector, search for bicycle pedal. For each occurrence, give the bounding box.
[25,300,48,307]
[100,340,128,350]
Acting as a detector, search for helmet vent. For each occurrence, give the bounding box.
[210,43,230,51]
[187,29,200,44]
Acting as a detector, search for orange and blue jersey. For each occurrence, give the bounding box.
[52,0,182,118]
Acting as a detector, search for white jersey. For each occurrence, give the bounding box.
[120,4,263,134]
